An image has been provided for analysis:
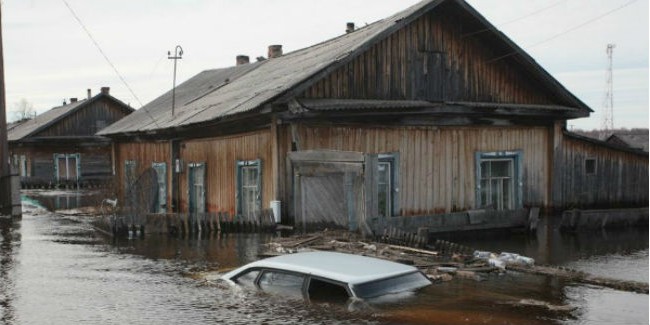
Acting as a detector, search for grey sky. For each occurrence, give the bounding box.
[3,0,648,130]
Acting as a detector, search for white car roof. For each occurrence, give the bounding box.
[223,251,418,285]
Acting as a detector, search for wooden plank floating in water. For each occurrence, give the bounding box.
[507,264,649,295]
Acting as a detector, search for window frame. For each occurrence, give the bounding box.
[124,160,137,194]
[235,159,262,220]
[152,162,168,213]
[54,153,81,181]
[188,162,206,215]
[377,153,400,217]
[584,158,597,175]
[475,150,523,210]
[230,267,353,300]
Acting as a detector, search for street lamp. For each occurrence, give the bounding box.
[168,45,183,117]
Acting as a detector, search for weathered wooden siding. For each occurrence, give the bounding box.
[556,135,648,208]
[10,145,111,184]
[37,100,130,137]
[280,124,550,216]
[115,141,170,201]
[303,3,556,105]
[179,130,273,216]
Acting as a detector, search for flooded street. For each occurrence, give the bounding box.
[0,191,647,324]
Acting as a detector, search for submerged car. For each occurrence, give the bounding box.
[222,251,432,301]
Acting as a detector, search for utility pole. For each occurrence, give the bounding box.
[167,45,183,117]
[601,44,615,138]
[0,3,13,217]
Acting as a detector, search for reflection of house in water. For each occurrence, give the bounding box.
[8,88,134,188]
[99,0,648,234]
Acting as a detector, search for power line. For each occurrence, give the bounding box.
[487,0,638,63]
[61,0,143,107]
[463,0,566,38]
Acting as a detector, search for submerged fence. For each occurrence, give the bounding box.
[108,209,278,237]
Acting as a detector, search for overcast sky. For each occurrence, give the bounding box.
[3,0,648,130]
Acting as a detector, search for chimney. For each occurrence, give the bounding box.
[346,22,355,33]
[100,87,110,95]
[236,55,250,66]
[87,89,91,99]
[70,98,78,103]
[267,45,283,59]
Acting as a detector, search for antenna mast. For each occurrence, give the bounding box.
[601,44,615,137]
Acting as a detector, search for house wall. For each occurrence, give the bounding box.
[280,123,551,217]
[555,135,648,209]
[303,2,560,105]
[10,144,111,185]
[179,130,273,216]
[37,99,130,137]
[114,141,170,203]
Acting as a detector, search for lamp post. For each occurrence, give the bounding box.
[168,45,183,117]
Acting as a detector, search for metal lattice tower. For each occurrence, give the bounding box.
[601,44,615,135]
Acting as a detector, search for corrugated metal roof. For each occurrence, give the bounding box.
[99,0,440,135]
[8,100,86,141]
[99,0,590,136]
[608,132,649,152]
[8,93,133,141]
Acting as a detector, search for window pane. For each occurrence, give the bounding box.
[503,178,512,209]
[234,270,259,288]
[259,271,304,297]
[480,161,490,178]
[491,179,500,209]
[479,158,514,210]
[353,272,431,299]
[239,164,260,219]
[480,179,489,207]
[377,162,391,217]
[58,157,67,179]
[491,160,510,177]
[308,278,350,302]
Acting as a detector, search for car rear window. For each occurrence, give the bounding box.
[353,271,431,299]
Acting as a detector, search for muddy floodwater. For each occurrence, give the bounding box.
[0,190,647,324]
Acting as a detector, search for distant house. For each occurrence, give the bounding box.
[8,87,134,188]
[99,0,647,233]
[606,131,649,152]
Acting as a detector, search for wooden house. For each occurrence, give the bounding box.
[99,0,648,233]
[8,87,134,188]
[605,131,648,152]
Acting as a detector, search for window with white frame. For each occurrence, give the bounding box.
[476,151,522,211]
[236,159,262,220]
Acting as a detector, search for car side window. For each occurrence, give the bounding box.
[233,270,260,288]
[258,270,305,297]
[307,278,350,302]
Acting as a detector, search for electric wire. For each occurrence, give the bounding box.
[487,0,639,63]
[463,0,566,38]
[61,0,161,129]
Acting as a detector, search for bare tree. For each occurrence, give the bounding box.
[11,98,35,122]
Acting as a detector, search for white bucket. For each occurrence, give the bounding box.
[270,200,281,223]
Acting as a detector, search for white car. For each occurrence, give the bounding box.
[222,251,432,301]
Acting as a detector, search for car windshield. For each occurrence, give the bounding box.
[353,271,431,299]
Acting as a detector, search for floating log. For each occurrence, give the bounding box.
[507,264,649,294]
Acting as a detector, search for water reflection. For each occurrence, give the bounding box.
[22,189,100,211]
[0,217,19,324]
[11,192,650,324]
